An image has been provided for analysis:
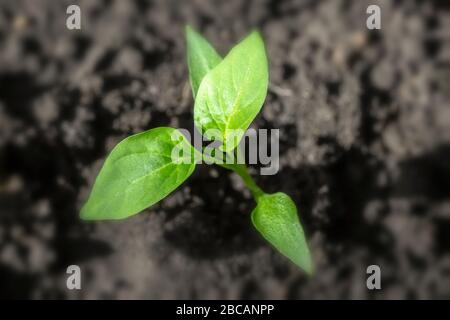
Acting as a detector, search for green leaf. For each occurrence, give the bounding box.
[186,26,222,98]
[194,31,269,151]
[80,127,197,220]
[251,192,313,274]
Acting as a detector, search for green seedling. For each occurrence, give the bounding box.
[81,26,312,274]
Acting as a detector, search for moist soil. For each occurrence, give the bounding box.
[0,0,449,299]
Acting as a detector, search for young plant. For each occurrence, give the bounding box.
[81,27,313,274]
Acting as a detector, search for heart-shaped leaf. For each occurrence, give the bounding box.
[251,192,313,274]
[81,127,197,220]
[194,31,268,151]
[186,26,222,98]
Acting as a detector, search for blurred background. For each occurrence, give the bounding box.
[0,0,449,299]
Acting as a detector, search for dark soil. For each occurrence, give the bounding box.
[1,0,450,299]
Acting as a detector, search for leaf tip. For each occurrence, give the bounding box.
[185,25,194,36]
[79,204,92,221]
[247,30,264,44]
[299,251,314,276]
[80,198,100,221]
